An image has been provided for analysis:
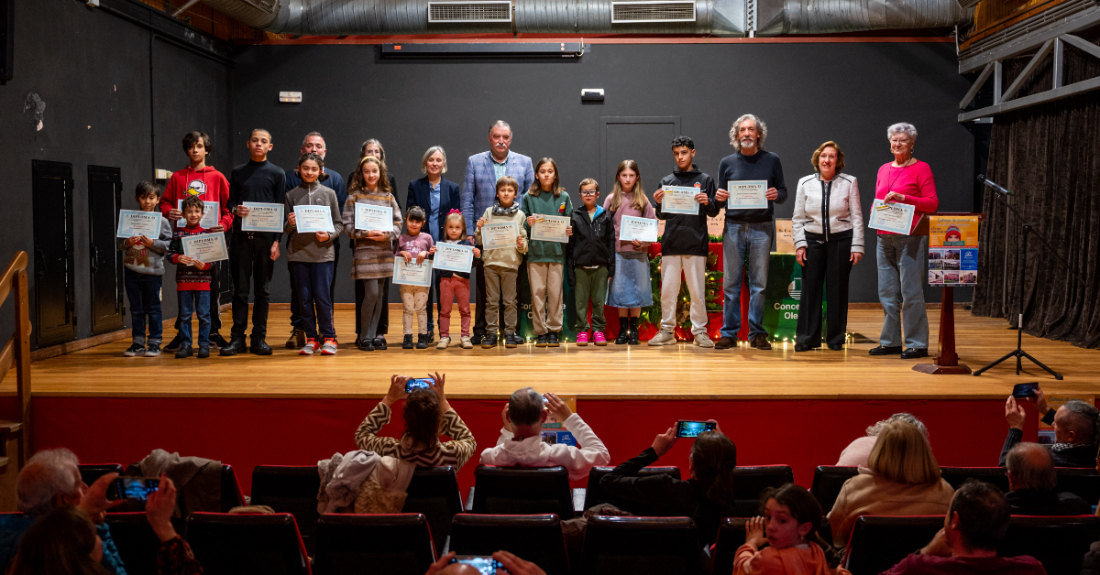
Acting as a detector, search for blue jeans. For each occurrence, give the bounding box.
[721,221,772,339]
[876,234,929,349]
[291,261,336,340]
[124,269,163,345]
[178,290,211,348]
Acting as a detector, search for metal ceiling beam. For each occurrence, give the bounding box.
[959,75,1100,122]
[959,3,1100,73]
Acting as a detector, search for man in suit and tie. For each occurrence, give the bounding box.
[462,121,535,344]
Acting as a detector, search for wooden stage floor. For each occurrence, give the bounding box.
[8,308,1100,400]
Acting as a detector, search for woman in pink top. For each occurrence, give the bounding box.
[870,123,939,360]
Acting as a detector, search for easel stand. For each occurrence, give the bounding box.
[972,186,1084,379]
[913,212,977,376]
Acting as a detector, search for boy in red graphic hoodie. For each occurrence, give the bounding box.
[159,131,232,352]
[169,196,214,358]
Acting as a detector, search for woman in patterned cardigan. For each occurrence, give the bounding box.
[355,372,477,469]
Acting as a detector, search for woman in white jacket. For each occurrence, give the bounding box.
[792,141,864,351]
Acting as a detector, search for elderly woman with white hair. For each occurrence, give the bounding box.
[407,146,462,342]
[869,123,939,360]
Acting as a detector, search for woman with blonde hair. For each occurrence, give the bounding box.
[603,160,656,345]
[827,420,954,547]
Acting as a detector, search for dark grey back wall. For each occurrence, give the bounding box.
[0,0,231,349]
[232,41,974,307]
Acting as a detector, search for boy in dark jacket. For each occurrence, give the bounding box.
[567,179,616,346]
[651,136,720,348]
[168,196,215,359]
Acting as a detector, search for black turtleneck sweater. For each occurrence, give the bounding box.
[229,159,287,241]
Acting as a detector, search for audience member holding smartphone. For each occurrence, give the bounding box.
[1001,385,1100,468]
[424,550,547,575]
[355,372,478,469]
[599,420,736,553]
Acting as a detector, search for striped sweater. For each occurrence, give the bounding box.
[343,192,402,280]
[354,402,477,469]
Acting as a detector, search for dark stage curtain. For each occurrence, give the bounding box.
[972,37,1100,348]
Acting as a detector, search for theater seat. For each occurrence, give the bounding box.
[581,515,699,575]
[403,466,464,543]
[185,512,311,575]
[451,513,569,575]
[1000,515,1100,575]
[104,512,161,575]
[842,515,943,575]
[810,466,858,511]
[250,465,321,554]
[1054,468,1100,503]
[313,513,436,575]
[731,466,795,516]
[939,467,1010,493]
[583,466,681,512]
[79,463,124,487]
[220,464,246,511]
[469,465,573,518]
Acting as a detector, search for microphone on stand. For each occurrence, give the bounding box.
[977,175,1012,195]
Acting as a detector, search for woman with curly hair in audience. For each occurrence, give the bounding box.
[828,420,954,548]
[600,422,737,550]
[355,372,477,469]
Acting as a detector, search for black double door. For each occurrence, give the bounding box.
[88,166,125,335]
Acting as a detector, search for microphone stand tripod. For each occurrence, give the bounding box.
[973,178,1083,380]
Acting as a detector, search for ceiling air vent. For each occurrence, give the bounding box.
[241,0,276,14]
[428,1,513,23]
[612,1,696,23]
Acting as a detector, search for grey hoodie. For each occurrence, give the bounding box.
[117,215,173,276]
[284,181,345,263]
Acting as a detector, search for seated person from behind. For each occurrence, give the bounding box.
[1005,441,1091,515]
[828,420,954,548]
[880,480,1046,575]
[479,388,610,481]
[1001,388,1099,468]
[355,372,477,469]
[836,412,927,467]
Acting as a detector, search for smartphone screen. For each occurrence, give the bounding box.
[450,556,503,575]
[1012,382,1038,399]
[405,377,434,394]
[109,477,160,501]
[676,420,716,438]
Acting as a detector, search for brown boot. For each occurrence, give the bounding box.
[750,334,772,350]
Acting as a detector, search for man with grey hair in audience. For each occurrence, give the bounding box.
[1005,442,1091,515]
[480,388,610,481]
[0,448,126,572]
[836,412,928,466]
[1002,390,1099,468]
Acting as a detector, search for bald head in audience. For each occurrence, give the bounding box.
[1006,442,1055,491]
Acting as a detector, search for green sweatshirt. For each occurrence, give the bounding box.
[521,189,573,264]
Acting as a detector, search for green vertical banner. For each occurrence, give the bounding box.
[762,253,825,343]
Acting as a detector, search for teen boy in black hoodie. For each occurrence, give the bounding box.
[650,136,720,348]
[567,179,616,346]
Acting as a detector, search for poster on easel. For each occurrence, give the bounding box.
[539,394,578,446]
[928,215,979,286]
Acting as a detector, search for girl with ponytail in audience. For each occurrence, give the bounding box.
[736,484,842,575]
[600,424,737,550]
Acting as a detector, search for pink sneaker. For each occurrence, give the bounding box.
[576,332,589,346]
[593,332,608,346]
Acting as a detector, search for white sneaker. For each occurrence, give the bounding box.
[694,333,715,348]
[648,330,676,346]
[320,338,338,355]
[460,336,473,349]
[436,336,451,350]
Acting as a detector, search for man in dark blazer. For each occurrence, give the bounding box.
[461,121,535,343]
[407,145,461,339]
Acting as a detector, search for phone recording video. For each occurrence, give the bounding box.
[676,420,716,438]
[405,377,435,394]
[450,555,504,574]
[1012,382,1039,399]
[107,477,160,501]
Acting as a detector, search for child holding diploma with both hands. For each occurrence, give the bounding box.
[476,176,529,349]
[436,211,480,350]
[521,158,573,347]
[284,153,344,356]
[119,181,174,357]
[567,178,615,346]
[395,207,436,350]
[343,156,402,352]
[604,160,656,346]
[168,196,213,359]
